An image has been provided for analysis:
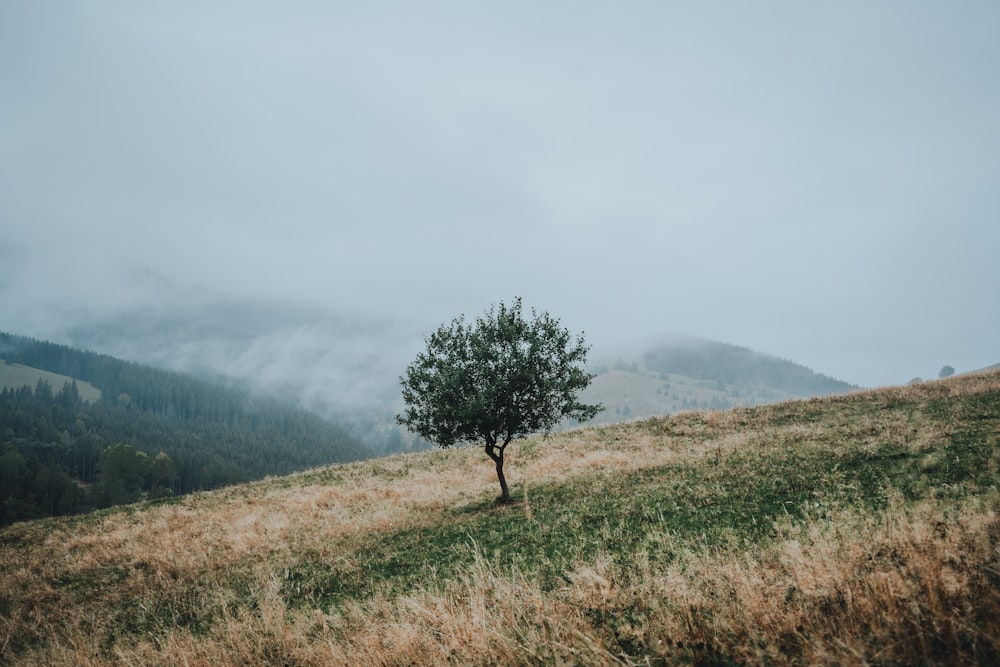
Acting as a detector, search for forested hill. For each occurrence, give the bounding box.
[643,338,856,396]
[0,332,372,526]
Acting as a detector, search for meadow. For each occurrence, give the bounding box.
[0,360,102,402]
[1,371,998,665]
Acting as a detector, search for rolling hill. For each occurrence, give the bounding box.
[2,370,997,665]
[580,337,859,425]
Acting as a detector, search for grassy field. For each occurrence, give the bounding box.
[0,359,102,402]
[1,371,998,665]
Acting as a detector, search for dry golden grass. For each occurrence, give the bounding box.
[9,501,996,666]
[1,371,998,665]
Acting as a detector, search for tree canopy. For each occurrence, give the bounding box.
[396,298,600,502]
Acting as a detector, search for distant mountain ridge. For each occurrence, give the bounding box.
[642,338,856,396]
[579,337,858,425]
[10,293,864,446]
[38,296,858,427]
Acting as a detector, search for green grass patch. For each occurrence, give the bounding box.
[271,382,1000,612]
[0,359,102,402]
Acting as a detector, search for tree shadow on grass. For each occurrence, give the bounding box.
[450,495,524,516]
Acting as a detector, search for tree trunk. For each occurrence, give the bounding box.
[485,439,512,504]
[495,454,510,503]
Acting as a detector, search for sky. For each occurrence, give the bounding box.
[2,1,998,401]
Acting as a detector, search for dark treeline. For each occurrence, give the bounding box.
[0,332,372,525]
[643,339,857,396]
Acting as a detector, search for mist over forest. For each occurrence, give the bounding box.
[59,295,418,416]
[18,294,864,423]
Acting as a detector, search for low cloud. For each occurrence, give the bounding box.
[1,2,997,390]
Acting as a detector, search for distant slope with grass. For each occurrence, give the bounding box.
[580,337,858,425]
[641,337,856,394]
[0,359,101,402]
[2,370,998,666]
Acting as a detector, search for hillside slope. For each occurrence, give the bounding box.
[641,337,855,395]
[2,371,998,665]
[0,360,102,402]
[581,338,858,425]
[0,332,372,525]
[579,366,796,425]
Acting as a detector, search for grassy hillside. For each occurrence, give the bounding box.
[0,359,102,402]
[581,339,858,426]
[579,367,798,425]
[2,371,999,665]
[642,338,856,396]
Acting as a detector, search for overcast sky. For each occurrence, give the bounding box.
[2,1,998,393]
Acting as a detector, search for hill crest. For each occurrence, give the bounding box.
[582,337,858,424]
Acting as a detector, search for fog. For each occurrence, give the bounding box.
[2,2,998,409]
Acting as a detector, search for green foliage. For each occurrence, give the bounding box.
[92,444,178,505]
[397,298,601,501]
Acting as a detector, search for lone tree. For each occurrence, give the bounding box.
[396,298,601,503]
